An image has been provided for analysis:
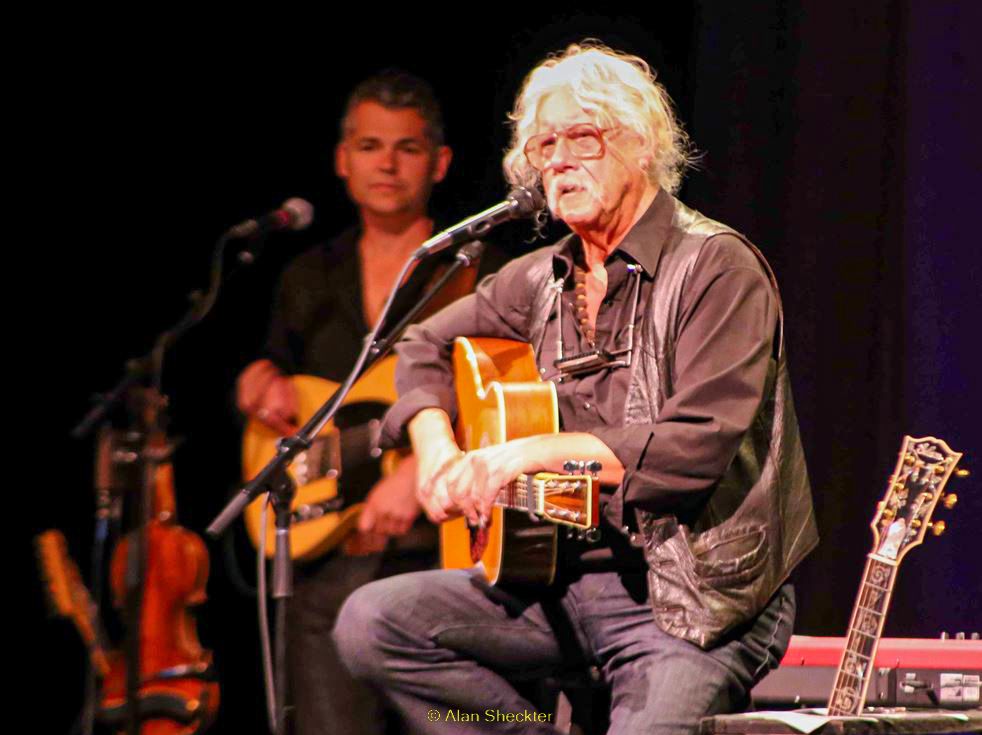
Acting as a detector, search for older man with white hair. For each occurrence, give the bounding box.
[334,43,817,734]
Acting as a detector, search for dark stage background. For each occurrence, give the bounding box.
[27,3,980,733]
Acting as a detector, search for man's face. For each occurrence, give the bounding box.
[532,88,646,233]
[336,101,451,219]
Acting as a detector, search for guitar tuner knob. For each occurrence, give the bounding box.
[955,468,970,478]
[943,493,958,509]
[563,460,585,473]
[928,520,946,537]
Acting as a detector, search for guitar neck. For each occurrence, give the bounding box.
[497,474,542,512]
[828,554,898,716]
[494,473,593,529]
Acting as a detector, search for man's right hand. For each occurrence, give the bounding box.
[236,358,299,435]
[408,408,464,523]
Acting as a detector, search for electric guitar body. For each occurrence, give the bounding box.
[241,357,400,561]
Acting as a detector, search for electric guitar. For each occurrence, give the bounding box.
[241,357,402,561]
[827,435,966,716]
[440,337,600,586]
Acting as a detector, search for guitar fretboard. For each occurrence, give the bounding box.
[497,475,539,514]
[827,555,898,716]
[495,475,590,527]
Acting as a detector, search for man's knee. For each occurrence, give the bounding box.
[333,579,392,680]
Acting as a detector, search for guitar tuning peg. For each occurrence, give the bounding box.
[955,468,970,478]
[563,460,585,473]
[943,493,958,509]
[585,461,603,474]
[928,520,946,537]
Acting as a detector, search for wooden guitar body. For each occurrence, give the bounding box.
[441,337,596,587]
[241,357,399,562]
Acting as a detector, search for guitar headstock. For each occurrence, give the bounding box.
[35,530,76,618]
[34,530,111,675]
[533,460,602,531]
[871,436,965,563]
[535,474,595,529]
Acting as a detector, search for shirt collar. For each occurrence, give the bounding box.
[551,187,674,278]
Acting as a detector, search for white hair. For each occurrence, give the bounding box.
[503,42,695,194]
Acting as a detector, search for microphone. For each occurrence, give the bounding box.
[414,186,544,258]
[227,197,315,239]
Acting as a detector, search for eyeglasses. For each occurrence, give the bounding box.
[523,123,618,171]
[551,264,643,379]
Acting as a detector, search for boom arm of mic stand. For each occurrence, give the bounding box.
[205,240,486,539]
[370,240,486,359]
[71,230,269,440]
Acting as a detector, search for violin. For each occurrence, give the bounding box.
[37,411,219,734]
[102,388,219,734]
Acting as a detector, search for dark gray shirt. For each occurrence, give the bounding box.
[381,190,779,518]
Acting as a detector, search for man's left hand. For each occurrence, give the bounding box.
[357,455,422,538]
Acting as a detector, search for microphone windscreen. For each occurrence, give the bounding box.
[507,186,545,217]
[282,198,315,231]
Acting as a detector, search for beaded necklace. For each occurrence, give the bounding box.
[572,264,596,348]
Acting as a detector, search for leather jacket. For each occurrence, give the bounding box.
[522,197,819,649]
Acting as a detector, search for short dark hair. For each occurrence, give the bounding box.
[340,70,445,146]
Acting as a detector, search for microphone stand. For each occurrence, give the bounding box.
[69,229,273,735]
[205,240,486,735]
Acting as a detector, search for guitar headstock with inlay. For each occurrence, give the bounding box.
[827,435,967,717]
[869,436,965,563]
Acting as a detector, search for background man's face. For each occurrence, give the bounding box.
[336,101,449,219]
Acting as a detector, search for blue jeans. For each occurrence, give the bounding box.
[334,567,794,734]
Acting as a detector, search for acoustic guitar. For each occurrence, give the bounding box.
[241,357,402,561]
[827,435,966,716]
[440,337,600,586]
